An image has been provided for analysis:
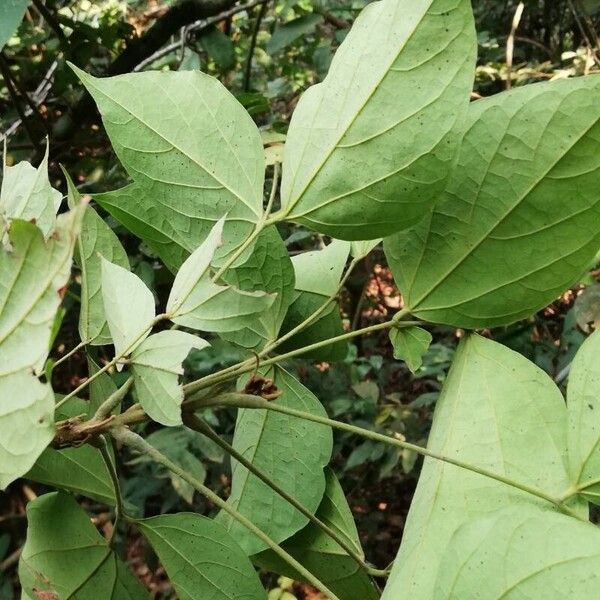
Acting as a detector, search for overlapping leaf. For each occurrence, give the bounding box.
[137,514,264,600]
[19,492,148,599]
[382,334,583,599]
[73,65,266,271]
[255,468,379,600]
[386,76,600,328]
[130,330,209,426]
[280,0,476,239]
[0,0,29,50]
[389,326,432,373]
[218,367,332,555]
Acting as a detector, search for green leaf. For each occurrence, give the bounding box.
[66,172,129,346]
[0,208,83,488]
[221,226,295,349]
[137,513,264,600]
[385,76,600,329]
[255,468,379,600]
[166,219,274,333]
[280,0,476,240]
[130,330,209,426]
[218,367,332,555]
[19,492,149,599]
[382,334,583,600]
[267,14,324,55]
[101,257,155,359]
[567,329,600,504]
[72,65,265,271]
[1,141,61,238]
[26,398,115,505]
[350,239,380,259]
[389,326,432,373]
[277,240,350,361]
[0,0,29,51]
[200,25,236,70]
[434,506,600,599]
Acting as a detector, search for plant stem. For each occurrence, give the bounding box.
[211,394,585,521]
[112,426,341,600]
[243,0,268,91]
[52,339,91,369]
[184,414,386,577]
[98,435,123,545]
[93,378,134,421]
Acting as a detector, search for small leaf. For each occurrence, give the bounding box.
[26,398,116,505]
[389,326,432,373]
[137,513,264,600]
[200,25,236,70]
[255,468,379,600]
[567,329,600,504]
[73,66,265,271]
[0,0,29,50]
[218,367,332,555]
[19,492,148,599]
[280,0,476,239]
[382,334,584,599]
[385,75,600,328]
[267,14,324,55]
[434,506,600,599]
[65,172,129,346]
[130,330,209,426]
[1,141,62,238]
[101,257,155,359]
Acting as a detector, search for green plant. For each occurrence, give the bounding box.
[3,0,600,598]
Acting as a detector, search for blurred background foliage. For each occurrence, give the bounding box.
[1,0,600,597]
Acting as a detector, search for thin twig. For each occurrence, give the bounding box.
[243,0,268,91]
[32,0,68,45]
[98,435,124,545]
[506,2,525,89]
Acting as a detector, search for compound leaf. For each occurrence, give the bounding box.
[386,76,600,328]
[137,513,264,600]
[218,367,332,555]
[280,0,476,240]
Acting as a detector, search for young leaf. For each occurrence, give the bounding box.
[385,75,600,329]
[434,506,600,599]
[130,330,209,426]
[26,398,116,505]
[381,334,583,600]
[218,367,333,555]
[66,173,130,346]
[1,141,62,238]
[72,66,265,271]
[137,513,264,600]
[254,468,379,600]
[166,219,274,333]
[567,329,600,504]
[101,257,155,359]
[0,0,29,50]
[0,208,83,488]
[222,226,295,349]
[389,326,432,373]
[278,240,350,361]
[19,492,148,599]
[280,0,476,240]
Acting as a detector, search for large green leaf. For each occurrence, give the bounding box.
[101,257,155,359]
[66,174,129,346]
[137,513,264,600]
[434,506,600,599]
[222,226,295,349]
[280,0,476,240]
[72,65,265,271]
[385,76,600,329]
[1,142,61,238]
[26,398,115,505]
[382,334,582,600]
[567,329,600,504]
[218,367,332,555]
[277,240,350,361]
[0,0,29,51]
[19,492,148,599]
[130,330,209,426]
[254,468,379,600]
[0,209,82,488]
